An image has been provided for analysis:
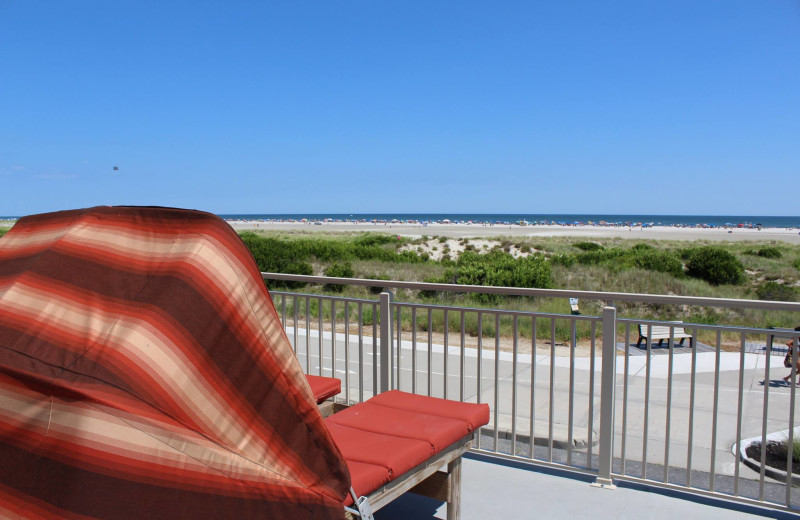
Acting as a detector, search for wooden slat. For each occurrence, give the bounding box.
[359,436,473,513]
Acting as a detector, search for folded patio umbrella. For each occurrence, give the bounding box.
[0,206,350,519]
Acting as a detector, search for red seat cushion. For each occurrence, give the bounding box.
[328,402,468,454]
[327,391,490,502]
[369,390,490,432]
[326,422,431,477]
[343,462,389,506]
[306,374,341,404]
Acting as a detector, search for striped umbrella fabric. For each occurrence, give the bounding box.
[0,207,350,519]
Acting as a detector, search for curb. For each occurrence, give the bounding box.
[734,428,800,487]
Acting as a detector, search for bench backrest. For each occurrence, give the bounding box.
[638,323,688,338]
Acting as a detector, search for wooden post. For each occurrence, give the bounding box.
[447,456,462,520]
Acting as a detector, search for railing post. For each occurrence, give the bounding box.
[379,291,393,393]
[593,305,617,489]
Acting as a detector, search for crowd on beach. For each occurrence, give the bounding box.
[224,216,798,231]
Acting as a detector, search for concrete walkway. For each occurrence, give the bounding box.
[376,456,797,519]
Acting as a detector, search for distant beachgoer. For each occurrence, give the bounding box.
[783,326,800,384]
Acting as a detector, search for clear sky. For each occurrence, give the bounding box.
[1,1,798,217]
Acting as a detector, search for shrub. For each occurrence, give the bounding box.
[576,249,619,266]
[550,254,576,267]
[353,234,397,247]
[323,262,355,292]
[746,247,783,259]
[627,249,684,277]
[794,258,800,271]
[756,281,798,302]
[396,250,425,263]
[240,232,312,288]
[571,245,683,276]
[757,247,783,259]
[574,241,603,252]
[684,246,745,285]
[365,274,390,294]
[435,251,552,303]
[281,262,314,289]
[239,231,425,272]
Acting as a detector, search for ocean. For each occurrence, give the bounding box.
[3,213,799,228]
[217,213,800,229]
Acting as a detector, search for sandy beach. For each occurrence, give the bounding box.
[227,220,800,244]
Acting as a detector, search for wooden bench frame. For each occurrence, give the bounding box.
[636,323,693,348]
[344,434,473,520]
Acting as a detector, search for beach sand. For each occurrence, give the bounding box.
[227,220,800,244]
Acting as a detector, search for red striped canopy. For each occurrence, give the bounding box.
[0,207,350,519]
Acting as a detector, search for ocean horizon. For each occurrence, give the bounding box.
[217,213,800,229]
[3,213,800,229]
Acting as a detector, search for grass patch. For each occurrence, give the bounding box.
[247,231,800,341]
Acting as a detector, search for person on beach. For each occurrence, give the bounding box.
[783,326,800,384]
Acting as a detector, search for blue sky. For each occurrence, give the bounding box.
[1,1,798,217]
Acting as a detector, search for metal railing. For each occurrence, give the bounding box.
[263,272,800,512]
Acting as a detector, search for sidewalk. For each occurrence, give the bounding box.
[376,456,795,519]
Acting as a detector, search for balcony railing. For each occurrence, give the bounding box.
[262,272,800,513]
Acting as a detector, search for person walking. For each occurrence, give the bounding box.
[782,326,800,384]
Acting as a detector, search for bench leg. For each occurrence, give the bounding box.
[636,337,643,348]
[447,456,462,520]
[679,338,685,346]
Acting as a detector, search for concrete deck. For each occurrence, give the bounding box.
[376,455,798,519]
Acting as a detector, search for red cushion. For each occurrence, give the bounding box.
[327,422,431,478]
[369,390,490,432]
[343,462,389,506]
[328,402,467,454]
[306,374,341,404]
[328,391,491,502]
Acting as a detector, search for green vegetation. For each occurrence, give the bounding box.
[574,241,603,252]
[794,439,800,463]
[572,243,684,278]
[683,246,745,285]
[0,228,8,239]
[432,250,552,303]
[745,246,783,259]
[323,262,354,292]
[240,230,800,341]
[756,281,798,302]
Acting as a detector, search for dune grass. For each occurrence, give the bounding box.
[246,230,800,342]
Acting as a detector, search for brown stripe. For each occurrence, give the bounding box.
[0,441,343,520]
[0,325,138,396]
[18,250,347,497]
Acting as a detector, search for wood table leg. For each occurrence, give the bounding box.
[446,456,462,520]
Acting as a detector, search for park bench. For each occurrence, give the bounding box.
[636,322,693,348]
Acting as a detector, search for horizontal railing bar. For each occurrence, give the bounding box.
[393,301,603,321]
[270,290,377,305]
[262,272,800,312]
